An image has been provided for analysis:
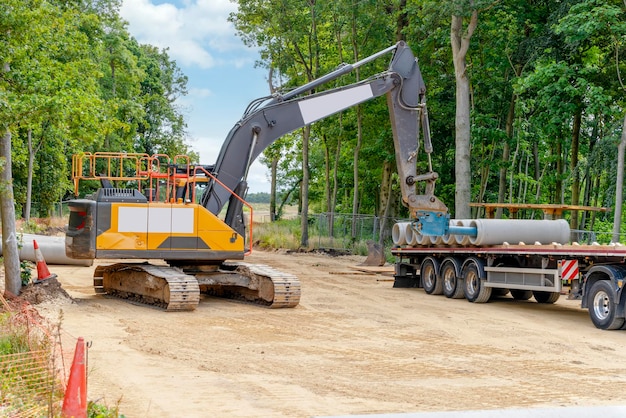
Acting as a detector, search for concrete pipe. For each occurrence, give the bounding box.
[392,222,409,246]
[429,235,443,245]
[454,220,472,246]
[429,228,451,245]
[405,223,418,246]
[406,223,429,247]
[1,233,93,266]
[440,220,454,245]
[414,229,429,246]
[468,219,570,246]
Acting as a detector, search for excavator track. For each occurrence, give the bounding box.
[92,262,300,310]
[93,263,200,311]
[190,262,301,308]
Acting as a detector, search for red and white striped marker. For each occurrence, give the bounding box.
[560,259,579,281]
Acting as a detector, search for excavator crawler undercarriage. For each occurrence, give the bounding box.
[93,262,301,310]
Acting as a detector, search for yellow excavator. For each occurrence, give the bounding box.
[65,41,448,310]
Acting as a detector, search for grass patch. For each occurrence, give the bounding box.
[252,218,396,263]
[253,219,303,250]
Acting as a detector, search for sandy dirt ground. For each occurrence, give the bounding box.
[35,249,626,418]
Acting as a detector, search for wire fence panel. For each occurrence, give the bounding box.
[0,294,71,418]
[308,213,402,250]
[0,350,60,417]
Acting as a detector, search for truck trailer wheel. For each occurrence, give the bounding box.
[441,259,464,299]
[463,262,491,303]
[510,289,533,301]
[588,280,625,330]
[421,257,442,295]
[532,291,560,304]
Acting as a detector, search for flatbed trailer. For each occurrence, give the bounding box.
[391,243,626,330]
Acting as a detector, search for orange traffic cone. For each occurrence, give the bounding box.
[62,337,88,418]
[33,239,57,283]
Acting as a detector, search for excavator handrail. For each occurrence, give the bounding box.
[72,152,152,196]
[72,152,194,203]
[70,150,254,252]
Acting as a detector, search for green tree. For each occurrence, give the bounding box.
[132,43,192,158]
[554,0,626,238]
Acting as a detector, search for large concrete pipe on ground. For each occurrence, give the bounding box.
[468,219,570,246]
[0,233,93,266]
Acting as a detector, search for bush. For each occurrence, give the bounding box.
[88,399,126,418]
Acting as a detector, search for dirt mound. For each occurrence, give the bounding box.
[19,277,74,305]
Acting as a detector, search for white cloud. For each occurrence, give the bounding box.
[188,87,213,98]
[119,0,250,69]
[120,0,271,193]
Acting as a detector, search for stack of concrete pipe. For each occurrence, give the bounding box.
[392,218,570,247]
[0,233,93,266]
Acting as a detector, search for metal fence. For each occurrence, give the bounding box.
[308,212,401,250]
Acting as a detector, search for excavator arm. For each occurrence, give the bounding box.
[202,40,449,236]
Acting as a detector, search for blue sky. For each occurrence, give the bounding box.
[120,0,272,193]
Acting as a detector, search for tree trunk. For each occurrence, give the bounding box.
[330,134,341,237]
[496,92,516,218]
[477,138,495,215]
[570,107,582,230]
[533,140,540,183]
[270,156,278,221]
[612,114,626,243]
[350,10,362,240]
[450,10,478,219]
[395,0,408,42]
[1,129,22,296]
[555,137,563,204]
[24,129,34,221]
[323,134,331,213]
[300,126,310,248]
[379,161,392,219]
[322,134,333,236]
[351,106,362,239]
[580,118,598,229]
[378,161,393,245]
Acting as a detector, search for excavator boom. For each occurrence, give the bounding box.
[202,41,449,235]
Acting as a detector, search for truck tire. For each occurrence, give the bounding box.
[492,288,510,298]
[532,291,560,304]
[587,280,625,330]
[510,289,533,301]
[463,262,491,303]
[421,257,442,295]
[441,260,464,299]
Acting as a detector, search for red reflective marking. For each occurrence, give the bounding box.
[561,260,579,280]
